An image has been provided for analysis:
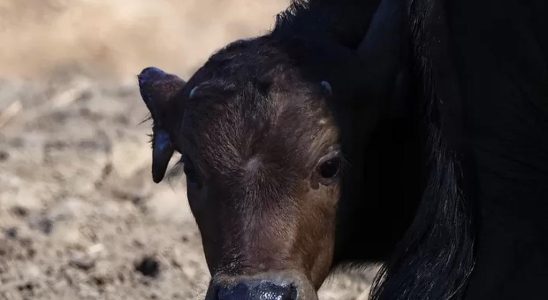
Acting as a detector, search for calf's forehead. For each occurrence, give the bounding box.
[180,78,338,175]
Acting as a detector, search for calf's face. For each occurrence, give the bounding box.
[138,42,350,299]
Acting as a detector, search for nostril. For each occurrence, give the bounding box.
[217,281,298,300]
[254,282,298,300]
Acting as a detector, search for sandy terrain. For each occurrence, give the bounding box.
[0,1,377,299]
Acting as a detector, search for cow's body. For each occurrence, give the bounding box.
[444,1,548,298]
[137,0,548,299]
[374,0,548,299]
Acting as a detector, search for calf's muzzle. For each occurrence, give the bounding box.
[205,272,317,300]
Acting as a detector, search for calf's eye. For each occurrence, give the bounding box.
[315,151,342,186]
[319,157,341,179]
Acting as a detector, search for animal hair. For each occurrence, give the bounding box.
[273,0,381,48]
[371,0,476,298]
[156,0,478,297]
[273,1,477,298]
[370,125,475,299]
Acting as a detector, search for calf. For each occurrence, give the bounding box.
[141,0,548,298]
[138,0,420,299]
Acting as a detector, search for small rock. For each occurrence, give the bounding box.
[29,216,54,235]
[10,206,29,217]
[135,256,160,278]
[36,218,53,235]
[17,282,34,292]
[87,244,105,256]
[0,150,9,161]
[4,227,18,239]
[70,255,96,271]
[92,275,106,286]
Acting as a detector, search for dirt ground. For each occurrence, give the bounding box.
[0,1,377,299]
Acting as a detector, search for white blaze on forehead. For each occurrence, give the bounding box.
[318,118,329,125]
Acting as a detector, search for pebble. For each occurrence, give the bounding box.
[70,255,96,271]
[4,227,18,239]
[0,150,9,161]
[10,206,29,218]
[135,256,160,278]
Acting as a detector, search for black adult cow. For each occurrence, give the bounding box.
[137,0,548,299]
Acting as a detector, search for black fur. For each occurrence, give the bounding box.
[371,0,475,298]
[273,0,381,48]
[141,0,548,298]
[275,0,477,297]
[275,0,425,265]
[277,0,548,299]
[372,0,548,298]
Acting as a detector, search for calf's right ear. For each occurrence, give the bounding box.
[138,67,186,183]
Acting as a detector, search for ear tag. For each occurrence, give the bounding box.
[152,129,174,183]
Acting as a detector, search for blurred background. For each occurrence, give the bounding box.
[0,1,376,299]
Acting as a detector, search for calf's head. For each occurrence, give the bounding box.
[138,38,372,299]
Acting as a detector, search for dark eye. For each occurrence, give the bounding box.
[319,157,341,179]
[315,151,342,186]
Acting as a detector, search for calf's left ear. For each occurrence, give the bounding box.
[138,67,186,183]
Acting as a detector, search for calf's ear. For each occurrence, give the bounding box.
[138,67,186,183]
